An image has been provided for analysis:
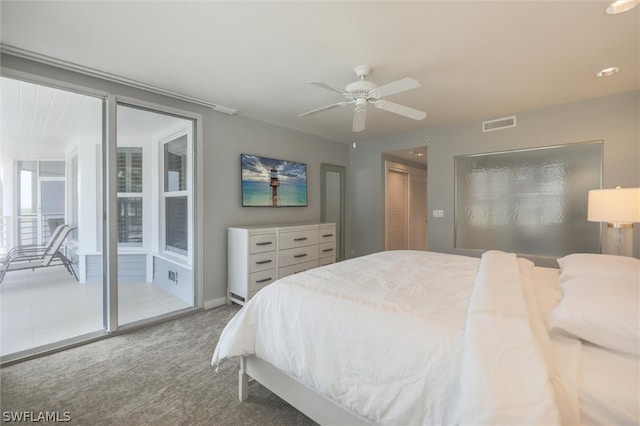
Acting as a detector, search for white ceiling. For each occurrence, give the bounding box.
[0,77,189,160]
[1,1,638,144]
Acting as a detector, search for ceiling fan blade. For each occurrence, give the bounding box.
[352,107,367,132]
[309,81,348,95]
[370,77,420,98]
[299,101,351,117]
[373,100,427,121]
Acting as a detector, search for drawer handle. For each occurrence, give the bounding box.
[294,253,308,258]
[322,234,334,237]
[255,277,272,283]
[255,259,272,265]
[322,248,334,252]
[294,237,308,241]
[256,241,273,246]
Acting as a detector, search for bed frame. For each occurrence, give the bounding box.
[239,355,371,425]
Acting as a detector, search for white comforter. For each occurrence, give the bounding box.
[212,250,575,425]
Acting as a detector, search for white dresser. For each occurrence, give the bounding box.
[227,222,336,305]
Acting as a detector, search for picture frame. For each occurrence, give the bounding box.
[241,154,308,207]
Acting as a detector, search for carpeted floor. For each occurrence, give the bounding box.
[0,305,317,425]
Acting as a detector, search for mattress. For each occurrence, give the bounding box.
[213,250,573,425]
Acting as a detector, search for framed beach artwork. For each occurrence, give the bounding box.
[241,154,308,207]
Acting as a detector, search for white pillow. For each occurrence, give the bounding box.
[550,275,639,356]
[557,253,640,282]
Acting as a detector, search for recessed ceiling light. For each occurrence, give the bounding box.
[605,0,640,14]
[596,67,620,77]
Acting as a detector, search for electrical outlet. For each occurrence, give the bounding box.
[433,209,444,218]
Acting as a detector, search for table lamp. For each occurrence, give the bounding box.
[588,186,640,256]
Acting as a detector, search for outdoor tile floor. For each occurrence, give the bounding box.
[0,266,190,356]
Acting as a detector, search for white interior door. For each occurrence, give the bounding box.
[409,169,427,250]
[384,160,428,251]
[385,168,409,250]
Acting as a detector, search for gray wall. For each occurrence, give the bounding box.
[201,113,348,302]
[348,90,640,264]
[2,54,349,307]
[4,53,638,306]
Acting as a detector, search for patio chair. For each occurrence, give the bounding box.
[2,223,68,261]
[0,224,78,284]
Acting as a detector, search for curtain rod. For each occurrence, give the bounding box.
[0,44,239,115]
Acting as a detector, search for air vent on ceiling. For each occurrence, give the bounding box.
[482,115,516,132]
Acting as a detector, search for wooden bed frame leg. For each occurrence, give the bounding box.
[239,356,249,401]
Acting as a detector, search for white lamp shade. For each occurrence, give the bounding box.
[588,187,640,224]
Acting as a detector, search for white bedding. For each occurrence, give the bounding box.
[212,250,579,425]
[213,250,640,424]
[579,343,640,425]
[214,250,479,424]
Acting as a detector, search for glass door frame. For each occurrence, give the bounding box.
[0,68,203,364]
[105,95,204,332]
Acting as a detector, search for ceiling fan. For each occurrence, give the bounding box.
[299,64,427,132]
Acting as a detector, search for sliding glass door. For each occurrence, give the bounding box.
[0,76,104,358]
[115,104,195,326]
[0,75,199,363]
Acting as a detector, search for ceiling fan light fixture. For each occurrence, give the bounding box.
[596,66,620,77]
[605,0,640,14]
[354,97,368,111]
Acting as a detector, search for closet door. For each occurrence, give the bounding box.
[408,170,427,250]
[385,169,409,250]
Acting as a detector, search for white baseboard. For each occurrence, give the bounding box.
[204,297,227,310]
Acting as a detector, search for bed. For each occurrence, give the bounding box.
[211,250,639,425]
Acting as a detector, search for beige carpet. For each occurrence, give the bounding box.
[0,305,317,425]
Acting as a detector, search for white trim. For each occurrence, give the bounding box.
[204,297,228,310]
[159,128,192,261]
[1,44,239,115]
[105,94,119,332]
[195,118,204,308]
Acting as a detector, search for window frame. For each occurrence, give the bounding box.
[159,127,193,262]
[116,147,144,247]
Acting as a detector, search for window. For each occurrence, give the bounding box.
[16,160,65,245]
[163,134,189,256]
[117,147,143,246]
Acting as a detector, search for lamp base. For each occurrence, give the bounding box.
[605,223,633,257]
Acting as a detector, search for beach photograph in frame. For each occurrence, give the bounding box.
[241,154,308,207]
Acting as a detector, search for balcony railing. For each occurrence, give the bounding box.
[6,214,65,252]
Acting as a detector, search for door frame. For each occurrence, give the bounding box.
[320,163,346,261]
[383,157,428,251]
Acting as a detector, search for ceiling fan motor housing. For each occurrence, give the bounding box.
[345,80,377,100]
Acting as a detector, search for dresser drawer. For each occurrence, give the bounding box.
[318,227,336,244]
[249,233,277,254]
[248,269,276,297]
[279,260,318,279]
[279,245,319,268]
[278,229,318,250]
[318,242,335,260]
[248,251,276,273]
[318,256,335,267]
